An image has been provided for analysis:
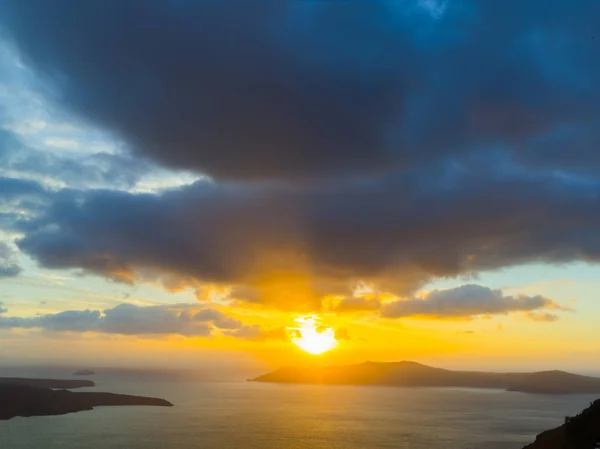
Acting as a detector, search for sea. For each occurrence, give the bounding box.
[0,379,595,449]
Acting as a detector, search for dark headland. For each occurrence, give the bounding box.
[523,398,600,449]
[249,361,600,394]
[0,378,173,420]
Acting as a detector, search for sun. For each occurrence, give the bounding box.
[289,315,338,355]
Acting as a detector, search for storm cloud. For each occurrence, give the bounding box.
[0,1,598,179]
[1,1,599,314]
[14,167,600,309]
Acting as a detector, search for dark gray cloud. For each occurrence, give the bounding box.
[0,303,233,337]
[0,241,22,278]
[0,303,211,336]
[0,1,598,179]
[37,309,102,332]
[0,174,49,229]
[96,304,211,336]
[0,175,47,279]
[0,302,285,339]
[0,175,49,240]
[381,284,570,320]
[15,166,600,309]
[0,175,47,199]
[1,0,600,315]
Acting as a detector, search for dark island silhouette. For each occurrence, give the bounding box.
[73,369,96,376]
[249,361,600,394]
[0,378,173,420]
[523,398,600,449]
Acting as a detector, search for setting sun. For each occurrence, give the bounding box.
[289,315,338,355]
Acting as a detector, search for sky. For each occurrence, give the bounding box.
[1,0,600,377]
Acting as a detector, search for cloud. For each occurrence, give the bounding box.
[96,304,211,336]
[3,145,152,191]
[230,280,356,312]
[0,303,7,314]
[0,39,200,196]
[0,175,47,199]
[334,297,382,313]
[193,309,243,330]
[0,303,271,338]
[0,241,22,278]
[0,117,176,193]
[223,325,288,341]
[525,312,560,323]
[0,175,51,264]
[224,325,263,340]
[0,1,599,314]
[37,309,102,332]
[381,284,571,320]
[0,42,155,193]
[14,168,600,310]
[0,264,20,278]
[334,327,351,341]
[0,175,49,224]
[0,1,598,180]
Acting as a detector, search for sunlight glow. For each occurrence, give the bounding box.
[289,315,338,355]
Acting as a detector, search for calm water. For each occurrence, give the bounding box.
[0,380,595,449]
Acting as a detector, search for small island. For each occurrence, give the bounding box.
[0,378,173,420]
[249,361,600,395]
[73,369,96,376]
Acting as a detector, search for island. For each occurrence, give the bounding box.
[249,361,600,395]
[0,380,173,420]
[73,369,96,376]
[523,398,600,449]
